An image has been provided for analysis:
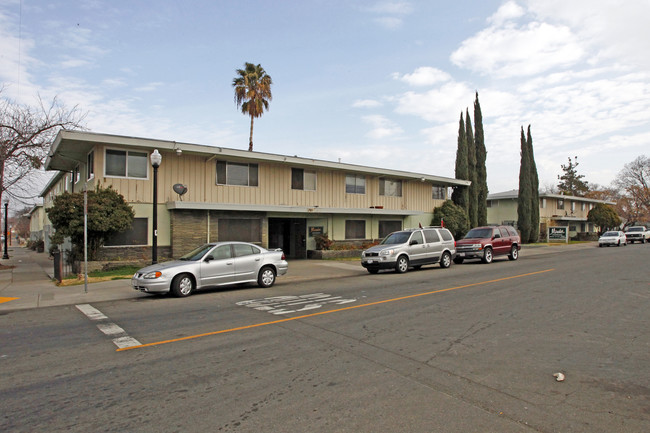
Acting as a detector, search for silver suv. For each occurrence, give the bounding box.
[361,226,456,274]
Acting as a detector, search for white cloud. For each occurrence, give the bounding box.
[395,67,451,86]
[488,1,525,26]
[365,1,413,29]
[451,21,584,78]
[352,99,382,108]
[395,81,472,122]
[134,82,164,92]
[362,114,403,139]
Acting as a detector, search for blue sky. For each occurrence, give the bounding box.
[1,0,649,196]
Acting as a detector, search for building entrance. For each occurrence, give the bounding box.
[268,218,307,259]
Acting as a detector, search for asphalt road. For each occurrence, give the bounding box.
[1,244,649,432]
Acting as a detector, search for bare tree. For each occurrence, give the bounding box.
[613,155,650,224]
[0,88,85,207]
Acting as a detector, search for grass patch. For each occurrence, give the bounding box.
[59,265,141,286]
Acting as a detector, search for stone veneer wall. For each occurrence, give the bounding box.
[96,246,172,262]
[171,209,208,257]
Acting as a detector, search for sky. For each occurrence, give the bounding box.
[1,0,649,198]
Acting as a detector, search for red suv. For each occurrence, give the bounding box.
[454,225,521,264]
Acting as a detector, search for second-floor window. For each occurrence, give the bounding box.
[557,199,564,210]
[105,149,148,179]
[379,178,402,197]
[216,161,258,186]
[432,186,446,200]
[292,168,316,191]
[345,174,365,194]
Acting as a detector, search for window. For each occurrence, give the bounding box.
[571,201,576,212]
[487,200,492,208]
[345,220,366,239]
[105,149,148,179]
[218,218,261,243]
[541,198,546,208]
[557,199,564,210]
[291,168,316,191]
[210,245,232,260]
[423,229,440,243]
[499,227,509,238]
[345,174,365,194]
[378,220,401,238]
[233,244,261,257]
[506,226,519,237]
[439,229,453,242]
[589,203,593,210]
[87,151,94,180]
[216,161,258,186]
[73,166,80,184]
[432,186,446,200]
[105,218,148,246]
[410,231,423,245]
[217,161,258,186]
[379,178,402,197]
[581,203,585,211]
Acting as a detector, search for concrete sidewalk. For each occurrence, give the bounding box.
[0,242,597,312]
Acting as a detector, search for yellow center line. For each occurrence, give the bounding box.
[117,268,554,352]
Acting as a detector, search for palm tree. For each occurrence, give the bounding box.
[232,62,273,151]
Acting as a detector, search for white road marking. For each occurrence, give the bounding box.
[237,293,357,315]
[76,304,142,349]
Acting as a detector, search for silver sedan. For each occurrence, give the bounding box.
[132,242,288,297]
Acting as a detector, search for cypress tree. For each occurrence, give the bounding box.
[466,108,478,227]
[527,125,540,243]
[517,126,532,242]
[474,92,488,226]
[452,112,469,213]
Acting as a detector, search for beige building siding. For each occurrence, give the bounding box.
[43,131,469,259]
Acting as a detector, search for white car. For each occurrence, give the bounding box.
[598,231,627,247]
[132,242,288,297]
[624,226,650,244]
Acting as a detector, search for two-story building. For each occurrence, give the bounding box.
[40,130,469,260]
[487,189,616,240]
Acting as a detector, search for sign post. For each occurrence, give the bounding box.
[547,226,569,244]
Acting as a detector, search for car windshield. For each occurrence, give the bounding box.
[464,228,494,239]
[179,244,214,261]
[626,227,643,232]
[380,231,411,245]
[602,232,618,237]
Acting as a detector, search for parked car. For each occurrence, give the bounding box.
[454,225,521,264]
[598,231,627,247]
[624,226,649,244]
[132,242,289,297]
[361,226,456,274]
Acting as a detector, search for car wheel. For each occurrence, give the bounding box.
[453,257,464,264]
[395,256,409,273]
[440,251,451,268]
[508,245,519,261]
[257,266,276,288]
[481,247,493,264]
[171,273,195,297]
[617,240,621,247]
[367,269,379,274]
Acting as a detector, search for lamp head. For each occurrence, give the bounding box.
[150,149,162,167]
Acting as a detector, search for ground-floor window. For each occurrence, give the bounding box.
[105,217,148,246]
[378,220,401,238]
[219,218,261,243]
[345,220,366,239]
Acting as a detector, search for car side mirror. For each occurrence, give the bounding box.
[410,240,418,245]
[493,234,501,239]
[204,255,214,262]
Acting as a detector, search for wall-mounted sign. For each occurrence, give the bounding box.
[548,226,569,243]
[309,226,324,237]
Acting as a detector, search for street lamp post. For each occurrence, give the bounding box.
[150,149,162,264]
[3,201,9,260]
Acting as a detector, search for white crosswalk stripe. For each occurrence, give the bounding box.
[76,304,141,349]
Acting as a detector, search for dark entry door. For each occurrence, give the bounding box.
[269,218,306,259]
